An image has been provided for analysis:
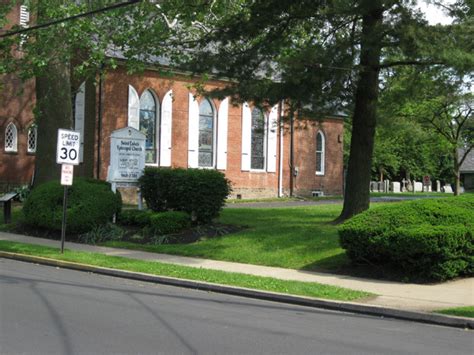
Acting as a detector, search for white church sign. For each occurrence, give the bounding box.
[107,127,146,183]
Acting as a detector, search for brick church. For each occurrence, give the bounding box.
[1,4,344,200]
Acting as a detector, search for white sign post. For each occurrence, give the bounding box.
[56,129,81,253]
[107,127,146,209]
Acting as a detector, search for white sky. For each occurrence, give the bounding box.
[417,0,455,25]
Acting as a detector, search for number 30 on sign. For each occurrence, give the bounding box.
[57,129,81,165]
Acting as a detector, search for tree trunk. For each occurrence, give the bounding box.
[453,148,461,196]
[34,61,73,186]
[33,1,73,186]
[335,2,383,223]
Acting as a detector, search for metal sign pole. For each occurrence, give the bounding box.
[60,185,68,254]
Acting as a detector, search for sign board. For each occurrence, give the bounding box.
[107,127,146,183]
[61,164,74,186]
[57,129,81,165]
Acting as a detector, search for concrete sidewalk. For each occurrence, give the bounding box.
[1,231,472,313]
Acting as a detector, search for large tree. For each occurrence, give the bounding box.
[1,0,175,184]
[155,0,474,221]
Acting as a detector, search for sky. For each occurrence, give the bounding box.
[417,0,456,25]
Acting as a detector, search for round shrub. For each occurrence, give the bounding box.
[339,195,474,281]
[23,178,122,234]
[139,167,232,223]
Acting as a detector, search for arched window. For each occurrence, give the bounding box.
[316,131,325,175]
[5,123,18,153]
[27,125,37,153]
[198,98,215,167]
[251,108,266,170]
[139,90,158,164]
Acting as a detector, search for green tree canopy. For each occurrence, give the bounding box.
[157,0,473,220]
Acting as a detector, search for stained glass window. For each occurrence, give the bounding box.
[27,125,37,153]
[251,108,265,170]
[139,90,158,164]
[316,131,325,174]
[5,123,17,152]
[198,99,214,167]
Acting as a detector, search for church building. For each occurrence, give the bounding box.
[1,4,344,200]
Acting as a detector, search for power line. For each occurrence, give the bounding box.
[0,0,141,39]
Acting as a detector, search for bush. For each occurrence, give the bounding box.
[339,195,474,281]
[139,167,232,223]
[23,178,122,235]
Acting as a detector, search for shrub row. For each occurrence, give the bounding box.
[338,195,474,281]
[23,178,122,234]
[139,167,232,223]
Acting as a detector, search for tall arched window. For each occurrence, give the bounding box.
[27,125,37,153]
[5,123,18,153]
[198,98,215,167]
[251,108,266,170]
[316,131,325,175]
[139,90,158,164]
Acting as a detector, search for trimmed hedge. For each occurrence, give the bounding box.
[23,178,122,235]
[139,167,232,223]
[339,195,474,281]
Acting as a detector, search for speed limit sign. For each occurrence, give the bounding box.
[57,129,81,165]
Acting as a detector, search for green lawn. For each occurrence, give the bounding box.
[436,306,474,318]
[0,240,372,301]
[369,192,448,198]
[106,204,351,271]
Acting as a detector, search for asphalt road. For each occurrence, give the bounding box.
[1,259,472,355]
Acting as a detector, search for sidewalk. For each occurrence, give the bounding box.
[1,231,472,313]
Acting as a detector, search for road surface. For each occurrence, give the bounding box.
[1,259,472,354]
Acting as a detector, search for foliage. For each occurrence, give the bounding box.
[139,167,232,223]
[13,184,31,202]
[23,178,122,234]
[339,195,474,281]
[79,223,125,245]
[374,66,473,188]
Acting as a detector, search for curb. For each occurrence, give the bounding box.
[1,251,473,330]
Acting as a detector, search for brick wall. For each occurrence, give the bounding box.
[291,118,344,197]
[100,68,343,200]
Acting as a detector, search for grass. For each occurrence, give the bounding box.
[0,240,372,301]
[370,192,448,198]
[105,204,352,271]
[435,306,474,318]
